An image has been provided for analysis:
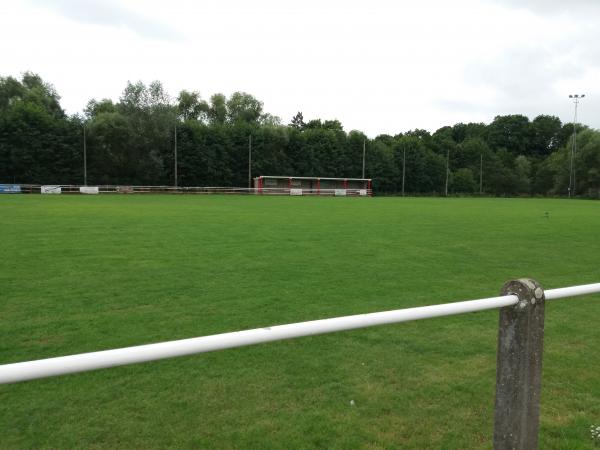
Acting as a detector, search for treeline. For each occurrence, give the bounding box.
[1,72,599,197]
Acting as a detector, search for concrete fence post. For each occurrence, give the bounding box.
[493,278,545,450]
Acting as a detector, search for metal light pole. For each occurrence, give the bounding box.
[174,124,178,188]
[362,139,366,179]
[83,123,87,186]
[445,148,450,197]
[248,134,252,189]
[480,153,483,195]
[568,94,585,198]
[402,145,406,197]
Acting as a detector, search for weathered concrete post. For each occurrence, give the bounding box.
[493,278,545,450]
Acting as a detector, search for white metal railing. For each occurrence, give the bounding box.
[0,282,598,385]
[16,185,373,196]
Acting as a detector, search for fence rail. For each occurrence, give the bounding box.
[16,184,372,196]
[1,282,598,385]
[2,280,599,449]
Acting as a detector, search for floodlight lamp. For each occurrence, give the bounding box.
[581,94,586,98]
[569,95,573,98]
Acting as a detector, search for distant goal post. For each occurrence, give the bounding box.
[253,176,372,196]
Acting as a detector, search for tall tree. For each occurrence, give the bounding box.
[177,90,209,122]
[226,92,263,124]
[2,72,600,198]
[290,111,305,129]
[208,94,227,125]
[487,115,532,155]
[530,115,563,157]
[0,73,79,184]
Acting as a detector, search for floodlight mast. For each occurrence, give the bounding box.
[568,94,585,198]
[83,123,87,186]
[174,124,178,188]
[402,145,406,196]
[444,148,449,196]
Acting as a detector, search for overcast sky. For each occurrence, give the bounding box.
[1,0,598,136]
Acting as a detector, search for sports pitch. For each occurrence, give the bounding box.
[1,195,599,449]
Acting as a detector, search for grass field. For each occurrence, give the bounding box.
[1,195,599,449]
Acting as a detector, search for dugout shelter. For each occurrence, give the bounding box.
[253,176,372,196]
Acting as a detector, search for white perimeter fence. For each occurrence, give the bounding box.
[1,279,599,449]
[14,184,372,196]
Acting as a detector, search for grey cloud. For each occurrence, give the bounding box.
[488,0,600,15]
[436,40,600,128]
[29,0,182,40]
[469,47,578,98]
[435,0,600,123]
[435,99,491,115]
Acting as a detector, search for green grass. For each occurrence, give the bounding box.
[0,195,599,449]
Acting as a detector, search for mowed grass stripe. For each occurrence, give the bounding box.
[0,195,599,449]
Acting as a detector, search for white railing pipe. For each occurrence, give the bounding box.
[545,282,600,300]
[0,295,518,384]
[1,282,599,385]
